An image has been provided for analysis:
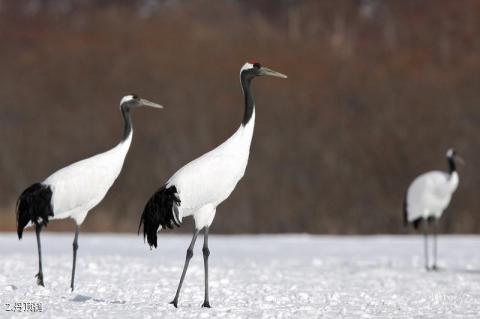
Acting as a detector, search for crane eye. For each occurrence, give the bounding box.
[253,62,261,69]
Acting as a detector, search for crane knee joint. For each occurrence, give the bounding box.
[186,249,194,259]
[202,247,210,257]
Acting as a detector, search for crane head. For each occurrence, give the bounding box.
[446,148,465,165]
[240,62,288,80]
[120,94,164,110]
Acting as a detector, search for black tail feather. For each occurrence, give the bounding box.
[16,183,53,239]
[412,218,422,229]
[138,185,181,248]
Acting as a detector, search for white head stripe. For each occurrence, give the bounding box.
[240,62,254,75]
[120,95,135,105]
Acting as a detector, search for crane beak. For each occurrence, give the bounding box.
[139,98,164,109]
[456,155,466,165]
[259,66,288,79]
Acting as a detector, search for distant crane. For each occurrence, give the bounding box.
[139,62,287,308]
[16,94,163,290]
[403,148,463,270]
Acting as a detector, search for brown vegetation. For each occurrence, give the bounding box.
[1,0,479,234]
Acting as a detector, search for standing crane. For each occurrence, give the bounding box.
[16,94,163,291]
[139,62,287,308]
[403,148,463,270]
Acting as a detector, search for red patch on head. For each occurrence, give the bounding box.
[249,60,258,65]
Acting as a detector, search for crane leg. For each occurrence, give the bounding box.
[432,218,438,271]
[423,219,430,271]
[202,227,211,308]
[35,224,45,287]
[70,224,80,292]
[170,228,200,308]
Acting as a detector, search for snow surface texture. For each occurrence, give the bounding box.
[1,233,480,318]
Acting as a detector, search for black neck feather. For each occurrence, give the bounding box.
[241,75,255,126]
[448,156,456,174]
[121,105,132,141]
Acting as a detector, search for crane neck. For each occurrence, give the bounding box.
[121,105,133,142]
[447,156,456,175]
[241,75,255,126]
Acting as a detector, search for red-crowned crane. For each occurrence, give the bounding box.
[16,94,163,291]
[404,148,463,270]
[139,62,287,308]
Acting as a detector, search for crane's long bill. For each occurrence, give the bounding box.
[260,67,288,79]
[140,98,164,109]
[456,155,466,165]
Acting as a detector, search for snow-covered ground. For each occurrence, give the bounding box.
[1,233,479,318]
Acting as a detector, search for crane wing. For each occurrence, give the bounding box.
[44,148,126,216]
[168,153,247,212]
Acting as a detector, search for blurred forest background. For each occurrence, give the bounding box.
[0,0,479,234]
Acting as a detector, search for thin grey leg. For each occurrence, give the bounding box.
[432,218,438,271]
[202,227,211,308]
[170,229,200,308]
[423,219,429,271]
[35,225,44,286]
[70,224,80,291]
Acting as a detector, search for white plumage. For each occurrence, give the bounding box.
[44,132,132,224]
[404,148,462,270]
[16,94,163,290]
[166,111,255,228]
[139,62,287,308]
[405,170,459,223]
